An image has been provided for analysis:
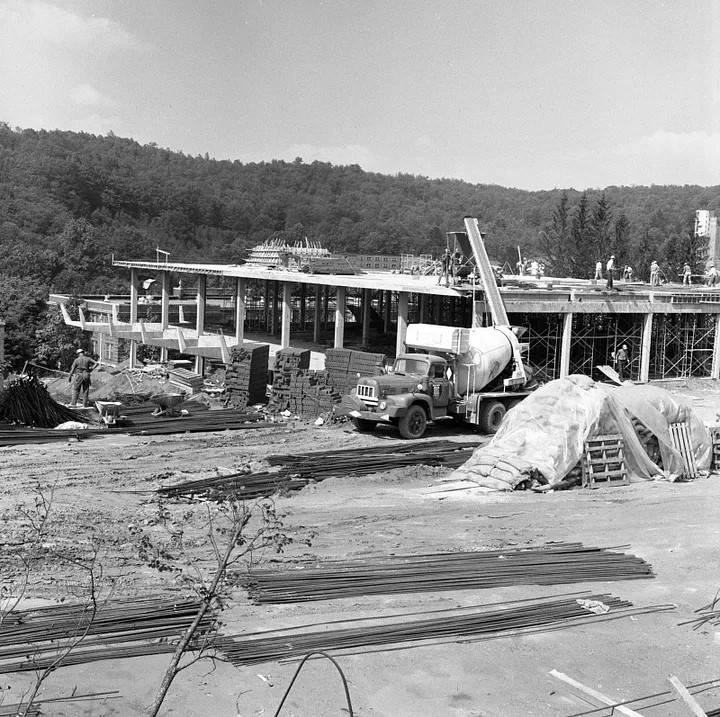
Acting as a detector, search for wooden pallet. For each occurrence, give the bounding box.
[582,434,629,489]
[668,421,698,479]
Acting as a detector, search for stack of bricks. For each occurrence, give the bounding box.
[325,348,386,396]
[225,343,270,409]
[268,347,387,419]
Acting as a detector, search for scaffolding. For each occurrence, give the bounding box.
[649,314,715,379]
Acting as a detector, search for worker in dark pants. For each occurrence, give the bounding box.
[605,255,616,290]
[615,344,628,381]
[68,349,97,407]
[438,247,452,287]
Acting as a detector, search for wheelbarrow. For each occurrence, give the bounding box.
[95,400,123,426]
[150,392,186,418]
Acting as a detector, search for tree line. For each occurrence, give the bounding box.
[0,123,719,371]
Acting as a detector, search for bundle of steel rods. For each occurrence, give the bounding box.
[158,440,478,501]
[0,375,87,428]
[217,593,643,666]
[0,597,215,674]
[242,543,654,604]
[0,426,98,447]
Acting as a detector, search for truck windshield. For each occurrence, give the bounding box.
[394,358,430,375]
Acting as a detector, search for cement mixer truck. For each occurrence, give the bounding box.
[344,322,535,438]
[343,216,535,439]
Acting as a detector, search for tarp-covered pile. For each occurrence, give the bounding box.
[450,375,712,491]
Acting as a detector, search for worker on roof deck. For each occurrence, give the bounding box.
[706,265,719,287]
[439,247,452,287]
[605,255,616,290]
[594,260,602,281]
[650,260,660,287]
[682,263,692,285]
[68,348,97,408]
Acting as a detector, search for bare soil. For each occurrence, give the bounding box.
[1,379,719,716]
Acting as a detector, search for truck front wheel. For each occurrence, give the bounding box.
[478,400,506,434]
[398,404,427,439]
[353,417,377,433]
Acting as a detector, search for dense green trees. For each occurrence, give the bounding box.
[0,122,719,371]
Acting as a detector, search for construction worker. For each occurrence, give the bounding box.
[68,348,97,408]
[451,248,463,285]
[615,344,629,381]
[705,265,719,287]
[682,262,692,285]
[594,261,603,281]
[605,255,616,290]
[650,260,660,287]
[623,265,634,282]
[438,247,452,287]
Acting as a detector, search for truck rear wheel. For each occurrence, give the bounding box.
[353,417,377,433]
[478,400,506,434]
[398,404,427,439]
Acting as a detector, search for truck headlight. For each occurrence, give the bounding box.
[378,400,387,410]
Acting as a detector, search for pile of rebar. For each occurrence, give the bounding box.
[0,426,98,447]
[0,597,215,674]
[217,593,668,667]
[157,439,479,501]
[0,375,87,428]
[242,543,654,604]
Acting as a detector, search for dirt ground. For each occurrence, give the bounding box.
[1,379,720,716]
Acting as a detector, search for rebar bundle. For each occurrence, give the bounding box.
[0,598,215,674]
[242,543,654,604]
[217,593,658,667]
[0,375,86,428]
[157,440,478,501]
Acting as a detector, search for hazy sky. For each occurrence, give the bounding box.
[2,0,719,190]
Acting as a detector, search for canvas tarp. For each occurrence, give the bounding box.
[450,375,712,491]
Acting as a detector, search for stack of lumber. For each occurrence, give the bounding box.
[168,367,204,394]
[225,343,269,409]
[303,255,358,274]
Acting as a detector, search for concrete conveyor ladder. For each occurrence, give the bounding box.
[464,217,509,326]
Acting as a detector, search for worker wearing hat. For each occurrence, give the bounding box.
[67,348,97,408]
[605,254,616,290]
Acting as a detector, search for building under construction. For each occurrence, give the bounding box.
[52,242,720,384]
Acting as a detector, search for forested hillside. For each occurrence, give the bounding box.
[1,122,720,370]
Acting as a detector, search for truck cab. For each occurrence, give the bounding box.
[347,353,452,438]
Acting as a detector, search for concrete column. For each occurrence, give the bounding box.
[711,314,720,379]
[235,277,246,344]
[396,291,409,356]
[384,290,392,334]
[195,275,206,374]
[334,286,346,348]
[640,311,653,382]
[129,269,139,369]
[313,286,321,342]
[281,282,292,348]
[361,288,371,346]
[560,312,573,378]
[160,271,170,331]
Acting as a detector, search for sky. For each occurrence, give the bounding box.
[1,0,720,191]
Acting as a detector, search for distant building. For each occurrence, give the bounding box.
[695,209,718,267]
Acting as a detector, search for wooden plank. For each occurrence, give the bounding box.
[667,674,708,717]
[549,670,647,717]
